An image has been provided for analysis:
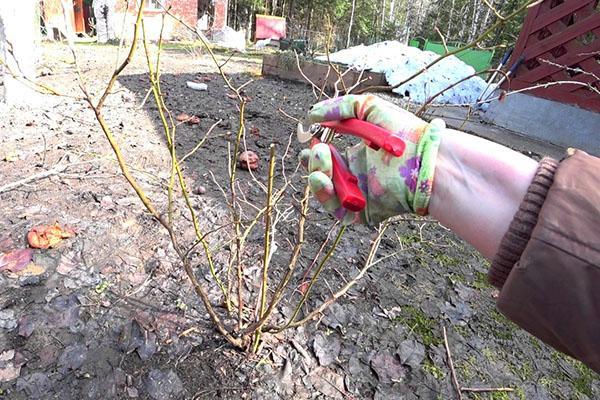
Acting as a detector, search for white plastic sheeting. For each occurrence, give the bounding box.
[318,41,488,104]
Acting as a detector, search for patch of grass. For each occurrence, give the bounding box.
[514,387,526,400]
[456,355,477,381]
[472,270,491,290]
[549,351,596,398]
[482,347,499,363]
[434,252,461,267]
[398,305,441,347]
[572,360,595,397]
[397,232,422,246]
[454,323,470,338]
[423,359,446,380]
[539,376,555,388]
[489,310,515,340]
[528,335,542,351]
[509,360,533,381]
[490,392,511,400]
[447,272,466,285]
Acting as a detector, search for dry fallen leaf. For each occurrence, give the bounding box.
[7,263,45,278]
[27,224,76,249]
[176,113,191,122]
[0,249,34,273]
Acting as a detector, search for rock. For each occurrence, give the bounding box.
[144,369,185,400]
[322,303,351,331]
[0,309,17,329]
[312,332,341,367]
[18,315,35,337]
[0,350,21,382]
[118,319,157,361]
[442,301,472,325]
[194,185,207,195]
[370,350,406,384]
[58,344,87,371]
[16,372,53,397]
[237,151,259,170]
[127,386,139,398]
[176,113,191,122]
[398,340,425,369]
[187,115,201,125]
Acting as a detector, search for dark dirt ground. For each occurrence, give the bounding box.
[0,42,598,400]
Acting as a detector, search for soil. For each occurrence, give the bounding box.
[0,42,598,400]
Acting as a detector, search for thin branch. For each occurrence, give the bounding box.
[253,144,277,351]
[0,159,99,193]
[294,50,328,99]
[282,225,347,330]
[435,26,449,53]
[443,326,463,400]
[179,119,222,163]
[96,1,145,109]
[271,221,390,331]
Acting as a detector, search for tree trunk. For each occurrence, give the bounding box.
[403,0,412,42]
[479,0,493,39]
[347,0,357,47]
[388,0,395,22]
[446,0,455,39]
[381,0,386,33]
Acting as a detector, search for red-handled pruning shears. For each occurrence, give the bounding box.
[298,118,406,212]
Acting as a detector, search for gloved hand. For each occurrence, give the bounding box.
[300,95,445,225]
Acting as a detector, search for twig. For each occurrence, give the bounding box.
[462,387,515,393]
[443,326,516,398]
[0,163,68,193]
[435,26,449,53]
[271,221,389,331]
[283,225,346,329]
[443,326,463,400]
[179,119,222,163]
[277,108,300,123]
[294,50,328,99]
[253,144,277,352]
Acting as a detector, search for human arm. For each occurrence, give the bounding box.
[429,129,538,259]
[304,95,600,372]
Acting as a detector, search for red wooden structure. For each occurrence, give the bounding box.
[503,0,600,112]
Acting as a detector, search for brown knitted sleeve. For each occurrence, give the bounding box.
[488,157,559,288]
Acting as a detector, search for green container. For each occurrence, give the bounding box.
[408,39,494,72]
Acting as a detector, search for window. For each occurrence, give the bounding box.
[145,0,163,10]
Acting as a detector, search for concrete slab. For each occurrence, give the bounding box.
[482,93,600,156]
[378,93,567,160]
[424,105,567,159]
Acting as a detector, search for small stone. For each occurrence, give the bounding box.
[16,373,52,397]
[187,115,201,125]
[0,309,17,330]
[127,386,139,398]
[237,151,259,170]
[0,350,20,382]
[18,315,35,338]
[312,332,341,367]
[398,340,425,369]
[58,344,87,371]
[176,113,190,122]
[144,369,184,400]
[100,196,114,208]
[194,185,206,195]
[370,350,406,384]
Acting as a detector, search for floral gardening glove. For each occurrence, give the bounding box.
[300,95,445,225]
